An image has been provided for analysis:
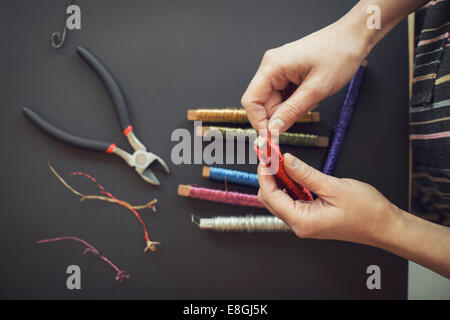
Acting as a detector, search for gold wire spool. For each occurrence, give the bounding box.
[188,108,320,123]
[198,126,329,147]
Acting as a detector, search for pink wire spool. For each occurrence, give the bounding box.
[178,184,265,208]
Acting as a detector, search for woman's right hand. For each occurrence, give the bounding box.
[241,16,371,134]
[257,153,402,246]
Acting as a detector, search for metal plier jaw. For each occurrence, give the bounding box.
[112,131,170,186]
[23,46,170,186]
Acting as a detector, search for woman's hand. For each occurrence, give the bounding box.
[246,0,450,277]
[241,18,370,134]
[241,0,429,134]
[258,153,402,246]
[258,153,450,278]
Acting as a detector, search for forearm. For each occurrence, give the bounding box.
[374,207,450,278]
[338,0,429,56]
[340,1,450,274]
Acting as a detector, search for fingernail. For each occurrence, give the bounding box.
[268,118,284,131]
[285,153,300,168]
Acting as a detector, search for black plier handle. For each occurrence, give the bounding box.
[23,46,131,155]
[23,107,118,154]
[23,46,170,186]
[77,46,133,136]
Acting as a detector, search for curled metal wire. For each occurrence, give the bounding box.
[51,0,74,49]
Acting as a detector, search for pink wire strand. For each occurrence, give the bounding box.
[188,185,265,208]
[37,236,130,283]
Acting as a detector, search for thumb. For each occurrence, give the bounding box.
[283,153,338,197]
[268,74,328,133]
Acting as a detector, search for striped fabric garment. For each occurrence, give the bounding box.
[411,0,450,225]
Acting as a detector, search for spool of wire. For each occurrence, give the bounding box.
[198,126,329,147]
[203,166,259,188]
[191,215,291,233]
[178,184,265,208]
[323,62,367,175]
[188,108,320,124]
[254,136,313,201]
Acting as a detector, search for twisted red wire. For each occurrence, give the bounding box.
[254,137,313,201]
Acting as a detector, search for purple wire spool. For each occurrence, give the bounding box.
[323,63,367,176]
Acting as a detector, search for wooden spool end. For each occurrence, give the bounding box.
[187,110,198,121]
[177,185,191,197]
[202,166,211,178]
[316,136,329,148]
[308,112,320,122]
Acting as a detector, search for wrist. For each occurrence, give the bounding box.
[368,203,409,250]
[339,0,412,59]
[336,5,376,60]
[367,205,450,277]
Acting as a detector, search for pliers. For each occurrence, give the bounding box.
[23,46,170,186]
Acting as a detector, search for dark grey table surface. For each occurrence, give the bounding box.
[1,0,409,299]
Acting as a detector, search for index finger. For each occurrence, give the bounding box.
[241,69,273,131]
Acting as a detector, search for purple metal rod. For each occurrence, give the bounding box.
[323,63,367,175]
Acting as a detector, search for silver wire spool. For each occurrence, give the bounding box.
[191,215,292,233]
